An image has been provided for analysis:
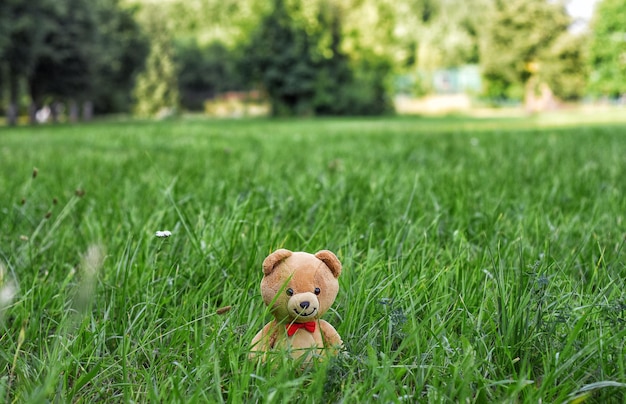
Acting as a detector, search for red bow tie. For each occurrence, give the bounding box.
[286,321,316,336]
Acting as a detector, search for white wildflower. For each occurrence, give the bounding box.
[155,230,172,238]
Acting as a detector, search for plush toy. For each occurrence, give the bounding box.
[250,249,343,361]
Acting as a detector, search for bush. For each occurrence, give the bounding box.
[175,39,247,111]
[242,0,393,117]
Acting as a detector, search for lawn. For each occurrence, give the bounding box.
[1,114,626,402]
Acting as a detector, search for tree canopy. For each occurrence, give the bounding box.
[588,0,626,97]
[1,0,624,124]
[241,0,392,116]
[132,4,179,117]
[0,0,146,124]
[479,0,571,100]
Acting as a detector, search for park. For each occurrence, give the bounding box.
[1,0,626,402]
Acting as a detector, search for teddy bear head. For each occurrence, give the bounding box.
[260,249,341,323]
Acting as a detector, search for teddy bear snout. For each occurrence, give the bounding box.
[287,292,319,318]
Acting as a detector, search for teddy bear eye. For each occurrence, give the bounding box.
[314,287,321,295]
[286,288,294,296]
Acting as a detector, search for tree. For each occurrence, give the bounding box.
[394,0,486,71]
[91,0,149,114]
[28,0,98,123]
[1,0,58,125]
[479,0,571,101]
[125,0,407,113]
[1,0,146,124]
[162,0,269,48]
[243,0,393,116]
[0,2,11,117]
[243,0,318,116]
[133,5,180,117]
[539,33,588,101]
[588,0,626,97]
[310,1,355,115]
[175,39,246,111]
[0,1,10,108]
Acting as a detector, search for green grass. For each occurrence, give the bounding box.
[1,114,626,402]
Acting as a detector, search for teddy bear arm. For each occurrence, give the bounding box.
[319,320,343,349]
[250,321,277,353]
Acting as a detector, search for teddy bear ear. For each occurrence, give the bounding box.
[262,249,293,276]
[315,250,342,278]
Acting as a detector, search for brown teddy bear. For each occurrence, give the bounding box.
[249,248,343,361]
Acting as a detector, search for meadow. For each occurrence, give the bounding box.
[1,113,626,402]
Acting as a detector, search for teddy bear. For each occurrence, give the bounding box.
[249,248,343,362]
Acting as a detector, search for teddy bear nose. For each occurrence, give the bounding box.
[300,301,310,309]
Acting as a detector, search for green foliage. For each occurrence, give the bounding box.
[243,0,393,116]
[480,0,571,100]
[91,0,149,113]
[310,2,354,115]
[588,0,626,97]
[1,116,626,401]
[243,0,318,116]
[133,6,180,117]
[4,0,624,118]
[175,39,248,111]
[2,0,57,76]
[0,2,10,59]
[395,0,487,72]
[0,0,59,122]
[539,33,588,101]
[151,0,269,48]
[0,0,149,122]
[345,52,394,115]
[28,0,98,104]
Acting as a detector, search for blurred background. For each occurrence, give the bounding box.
[0,0,624,125]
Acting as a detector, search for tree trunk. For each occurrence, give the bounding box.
[7,103,18,126]
[524,76,538,113]
[8,66,19,126]
[27,75,45,125]
[28,102,38,125]
[69,100,79,123]
[50,102,59,123]
[82,100,93,121]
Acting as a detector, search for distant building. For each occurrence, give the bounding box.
[431,65,481,95]
[394,65,483,114]
[395,64,482,97]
